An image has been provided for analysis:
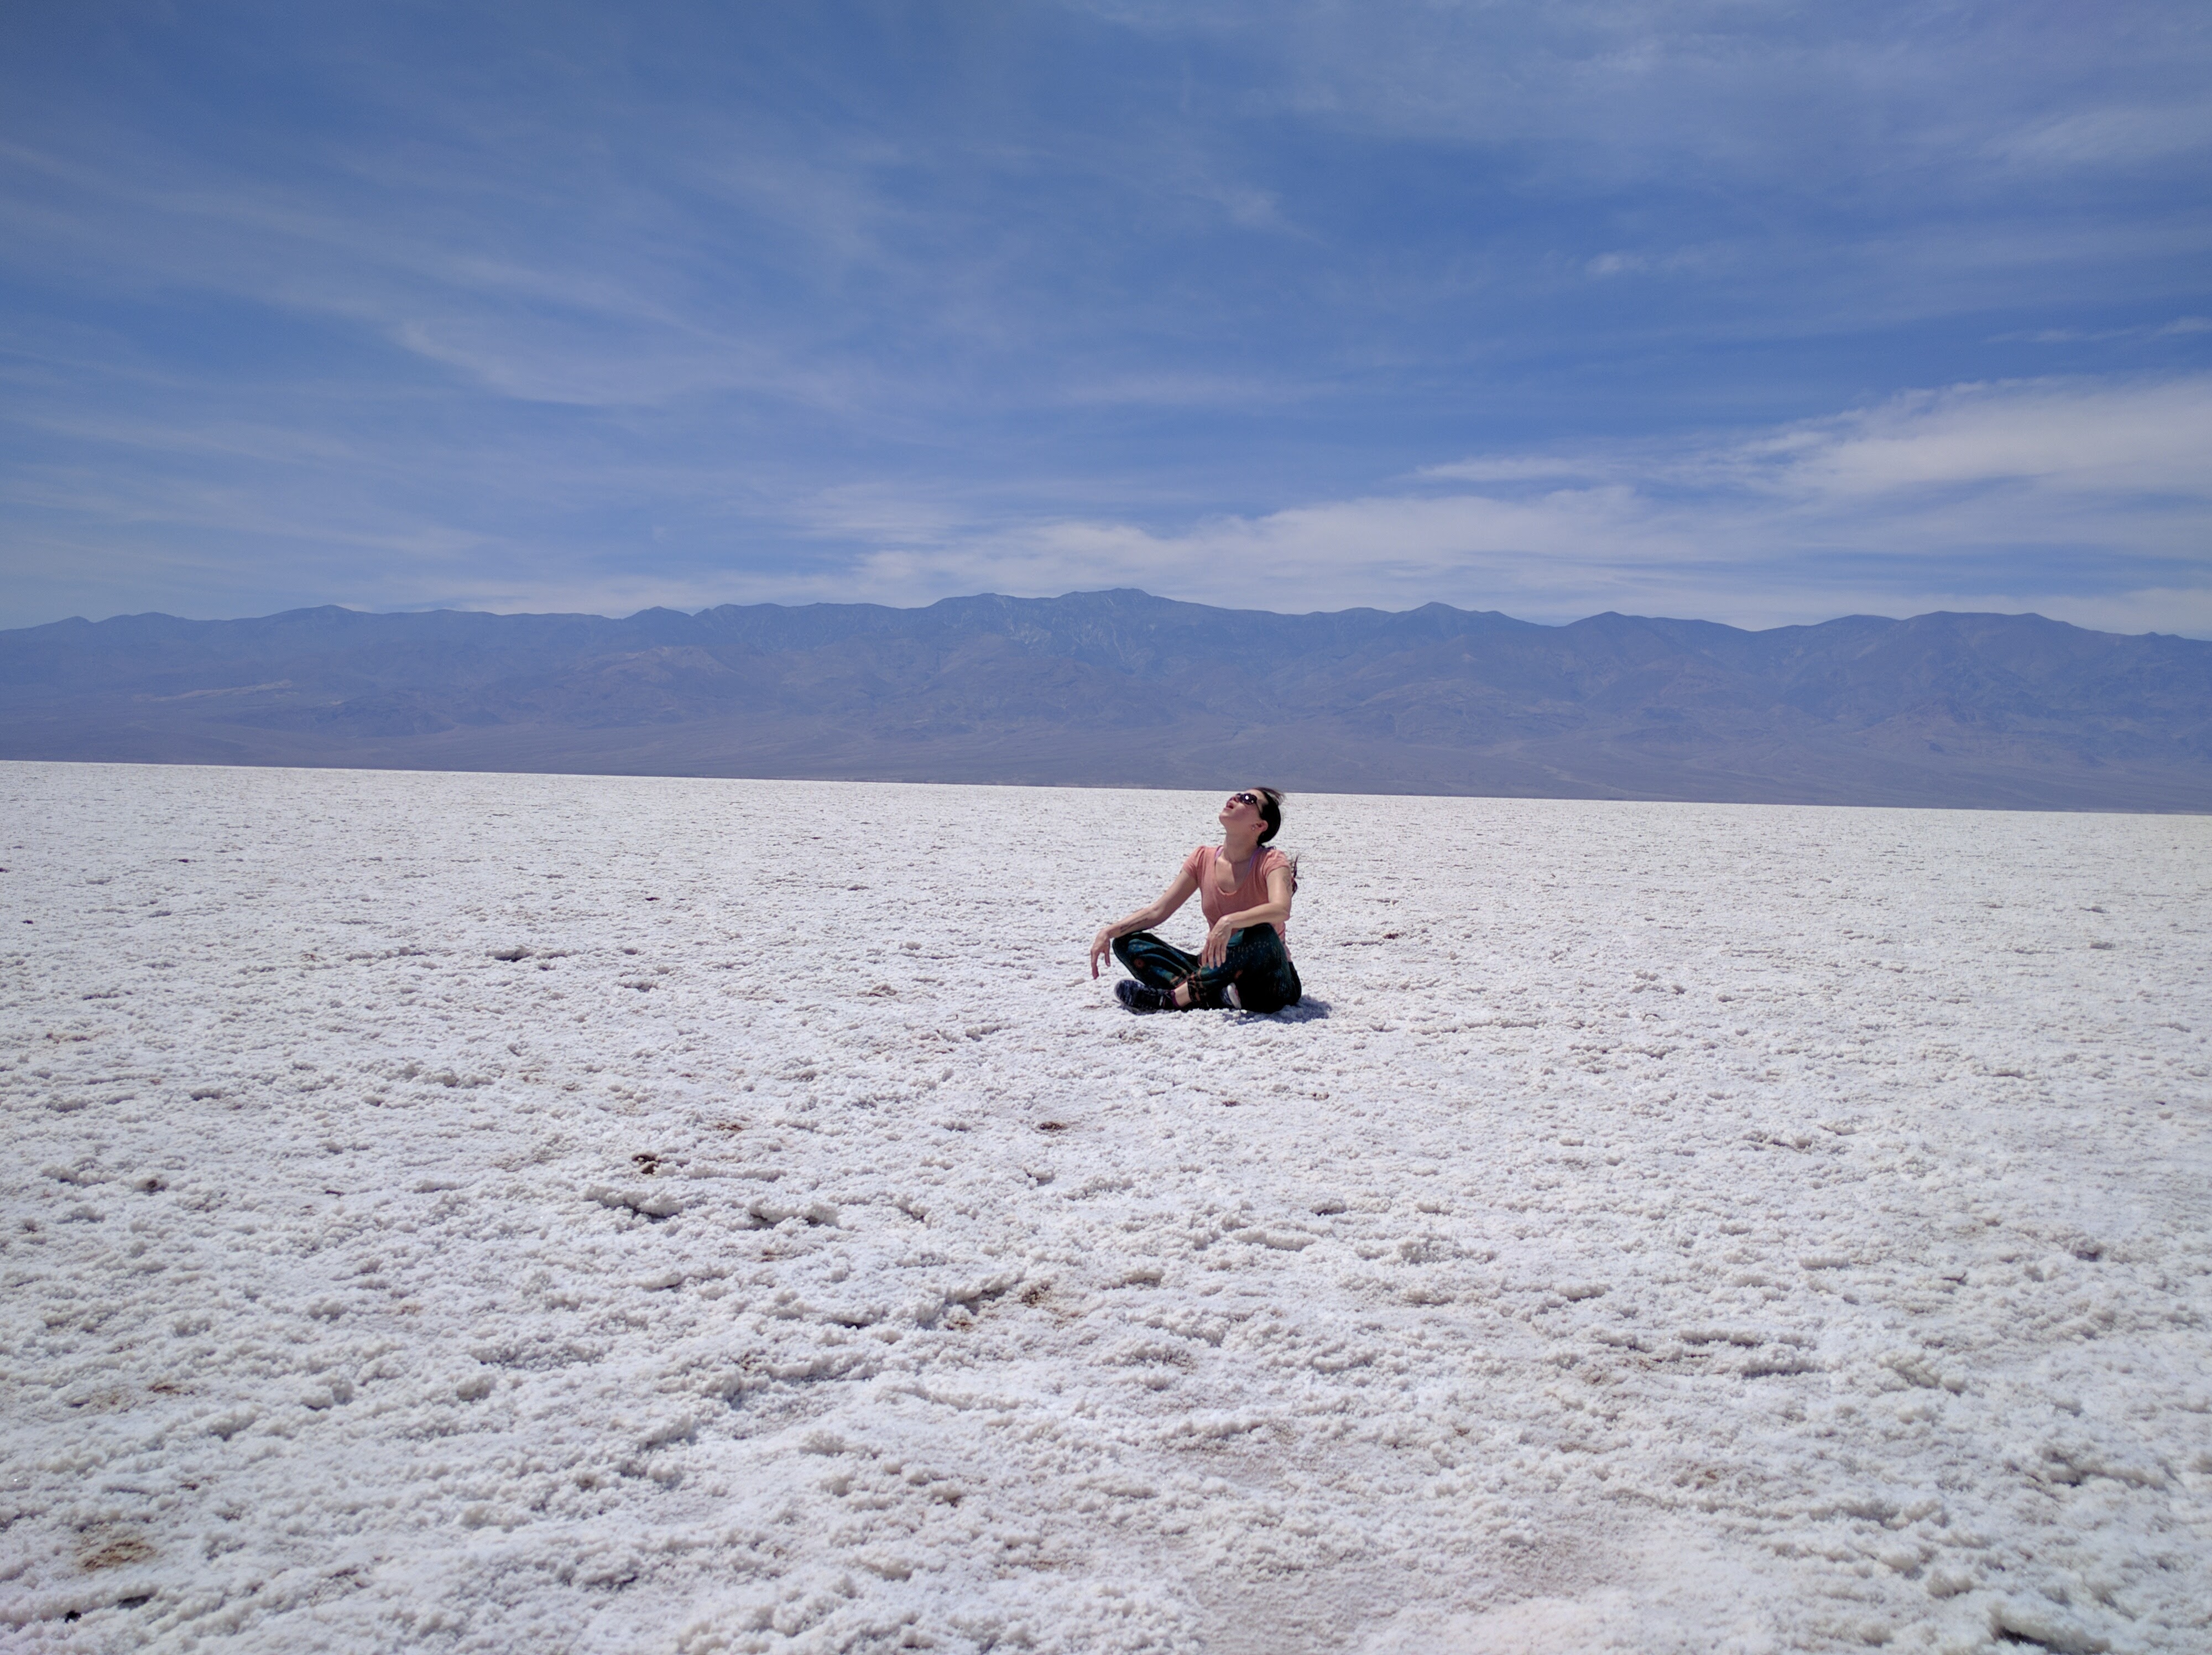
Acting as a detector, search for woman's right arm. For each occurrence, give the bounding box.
[1089,867,1199,978]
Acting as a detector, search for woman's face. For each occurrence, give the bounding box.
[1218,789,1262,831]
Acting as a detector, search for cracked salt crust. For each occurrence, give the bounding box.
[2,763,2209,1654]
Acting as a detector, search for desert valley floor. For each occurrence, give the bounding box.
[2,764,2208,1654]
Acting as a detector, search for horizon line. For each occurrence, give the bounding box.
[9,590,2199,643]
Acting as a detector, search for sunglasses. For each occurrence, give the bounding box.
[1227,792,1261,808]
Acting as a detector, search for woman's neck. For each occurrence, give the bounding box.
[1221,829,1262,865]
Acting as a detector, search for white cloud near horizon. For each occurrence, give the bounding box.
[825,375,2212,636]
[6,356,2207,636]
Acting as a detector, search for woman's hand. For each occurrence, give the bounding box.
[1201,919,1235,969]
[1089,924,1117,979]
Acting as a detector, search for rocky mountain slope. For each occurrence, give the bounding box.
[4,591,2208,808]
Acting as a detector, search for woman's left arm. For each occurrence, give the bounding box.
[1200,864,1296,968]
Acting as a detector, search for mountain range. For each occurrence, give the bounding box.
[4,591,2209,810]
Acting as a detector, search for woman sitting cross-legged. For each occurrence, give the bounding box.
[1088,788,1302,1013]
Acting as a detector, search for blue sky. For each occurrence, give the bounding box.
[3,1,2209,634]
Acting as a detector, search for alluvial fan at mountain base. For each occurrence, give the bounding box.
[2,764,2208,1653]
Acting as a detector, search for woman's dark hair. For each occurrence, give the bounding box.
[1251,787,1300,890]
[1253,787,1286,845]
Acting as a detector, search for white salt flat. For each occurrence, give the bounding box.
[2,764,2206,1654]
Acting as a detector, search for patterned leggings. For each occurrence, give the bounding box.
[1112,926,1303,1014]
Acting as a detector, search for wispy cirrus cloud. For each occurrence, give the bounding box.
[1984,103,2212,169]
[1997,316,2212,345]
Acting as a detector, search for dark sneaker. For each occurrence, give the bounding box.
[1116,979,1174,1013]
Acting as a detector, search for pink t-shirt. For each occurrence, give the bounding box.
[1181,844,1293,948]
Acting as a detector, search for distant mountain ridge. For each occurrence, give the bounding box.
[4,590,2209,810]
